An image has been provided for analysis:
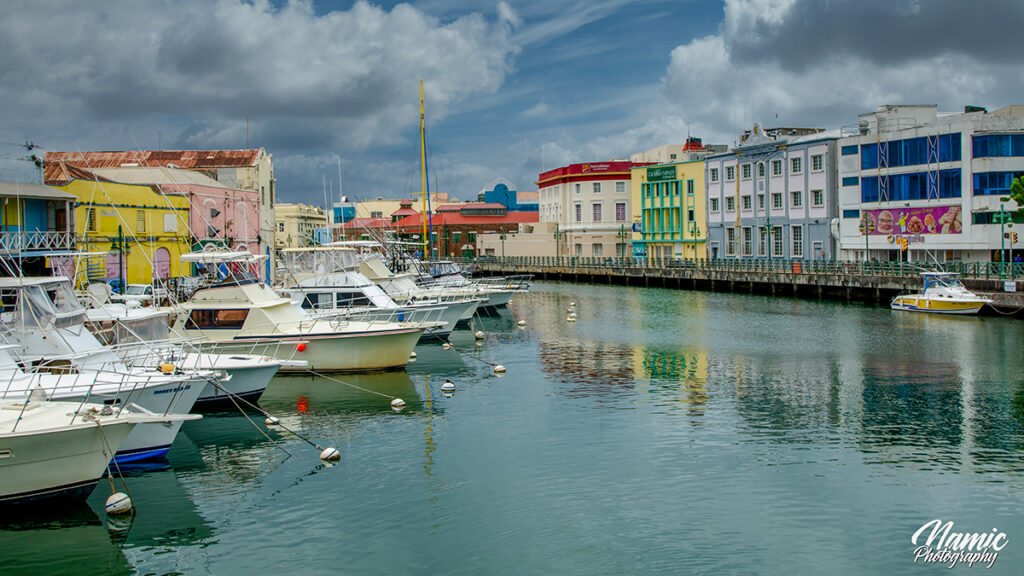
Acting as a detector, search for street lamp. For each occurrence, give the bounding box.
[500,228,506,258]
[860,212,872,263]
[554,223,562,258]
[998,197,1012,278]
[616,224,628,258]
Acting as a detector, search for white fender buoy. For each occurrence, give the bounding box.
[517,320,526,327]
[105,492,133,515]
[391,398,406,410]
[569,312,577,318]
[567,315,576,322]
[409,351,417,359]
[475,331,485,340]
[265,416,280,426]
[441,380,456,392]
[569,301,576,307]
[566,307,574,313]
[320,447,341,462]
[442,342,452,350]
[493,364,506,374]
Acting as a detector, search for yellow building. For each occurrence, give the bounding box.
[631,141,710,260]
[275,203,327,249]
[53,177,192,286]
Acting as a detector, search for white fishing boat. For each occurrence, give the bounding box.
[0,388,196,506]
[276,246,479,338]
[82,288,288,409]
[410,259,530,308]
[891,272,992,315]
[359,255,504,315]
[0,276,211,462]
[171,251,430,372]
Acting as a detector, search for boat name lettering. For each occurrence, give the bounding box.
[153,385,191,395]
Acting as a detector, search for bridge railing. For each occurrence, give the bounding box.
[459,256,1023,280]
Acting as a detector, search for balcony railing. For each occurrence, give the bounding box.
[0,230,74,253]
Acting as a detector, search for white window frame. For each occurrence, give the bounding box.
[710,168,719,183]
[742,227,752,256]
[812,154,823,172]
[726,166,736,181]
[710,197,720,212]
[575,183,581,195]
[791,190,803,208]
[726,227,736,256]
[771,192,783,209]
[792,225,804,257]
[791,157,802,174]
[742,163,752,180]
[742,195,752,211]
[726,197,735,211]
[812,189,824,207]
[616,181,625,194]
[615,202,626,222]
[574,202,582,222]
[773,226,783,256]
[591,202,603,222]
[772,160,782,176]
[593,182,602,194]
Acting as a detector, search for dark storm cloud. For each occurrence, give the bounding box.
[727,0,1024,70]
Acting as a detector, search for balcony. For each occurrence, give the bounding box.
[0,230,75,254]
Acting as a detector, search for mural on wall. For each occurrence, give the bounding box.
[859,205,962,236]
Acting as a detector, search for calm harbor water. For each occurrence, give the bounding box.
[4,281,1024,575]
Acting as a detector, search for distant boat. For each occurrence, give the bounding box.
[891,272,992,315]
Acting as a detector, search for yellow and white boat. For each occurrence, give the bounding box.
[891,272,991,315]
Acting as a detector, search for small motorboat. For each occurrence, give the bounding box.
[891,272,992,315]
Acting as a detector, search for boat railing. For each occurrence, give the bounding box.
[308,304,447,328]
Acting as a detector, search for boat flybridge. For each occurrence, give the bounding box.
[359,255,516,313]
[275,245,480,339]
[82,283,289,410]
[0,276,205,463]
[172,250,431,372]
[891,272,992,315]
[0,383,194,506]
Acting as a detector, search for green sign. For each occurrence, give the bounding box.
[647,166,676,182]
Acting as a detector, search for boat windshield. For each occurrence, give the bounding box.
[283,249,359,275]
[125,284,149,295]
[13,282,86,329]
[925,274,966,290]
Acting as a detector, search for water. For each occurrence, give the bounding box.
[4,281,1024,575]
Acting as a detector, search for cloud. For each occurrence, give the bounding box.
[522,100,550,117]
[659,0,1024,143]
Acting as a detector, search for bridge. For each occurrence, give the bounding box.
[465,256,1024,316]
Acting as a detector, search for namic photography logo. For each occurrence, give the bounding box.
[912,519,1008,569]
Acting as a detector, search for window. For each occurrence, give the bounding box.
[277,222,284,232]
[616,181,625,194]
[975,171,1024,196]
[843,209,860,219]
[710,168,719,182]
[575,183,581,194]
[370,211,383,218]
[452,231,460,243]
[791,157,802,174]
[136,210,145,233]
[726,228,736,256]
[592,244,603,257]
[615,202,626,221]
[574,244,582,256]
[812,241,824,259]
[759,227,766,256]
[812,154,823,172]
[592,203,602,222]
[670,154,677,160]
[973,134,1024,158]
[742,195,752,210]
[189,309,249,329]
[771,193,782,209]
[792,191,803,207]
[710,198,720,212]
[687,179,694,195]
[742,227,752,256]
[673,182,680,196]
[757,195,764,210]
[726,197,735,211]
[841,144,859,156]
[644,183,651,198]
[792,225,803,257]
[812,189,824,206]
[773,226,783,256]
[758,163,765,177]
[468,231,477,242]
[574,203,582,222]
[842,176,859,186]
[862,133,962,169]
[742,164,752,179]
[86,207,96,232]
[772,160,782,176]
[687,209,694,223]
[593,182,602,194]
[726,166,736,181]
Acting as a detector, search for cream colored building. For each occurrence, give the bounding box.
[477,222,559,257]
[275,203,327,249]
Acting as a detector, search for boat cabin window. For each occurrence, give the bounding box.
[189,308,249,329]
[336,291,371,308]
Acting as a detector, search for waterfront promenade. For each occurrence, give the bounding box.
[468,256,1024,313]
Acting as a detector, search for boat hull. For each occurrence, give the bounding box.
[891,295,987,315]
[0,420,136,506]
[176,354,279,410]
[218,328,424,372]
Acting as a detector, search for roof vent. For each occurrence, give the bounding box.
[120,163,139,167]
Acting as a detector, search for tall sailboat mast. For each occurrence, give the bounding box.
[419,79,433,261]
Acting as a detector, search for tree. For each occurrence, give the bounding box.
[1012,176,1024,213]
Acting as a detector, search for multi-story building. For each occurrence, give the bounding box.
[631,137,714,260]
[275,203,328,249]
[537,161,652,258]
[837,104,1024,263]
[706,125,839,260]
[0,180,76,276]
[43,165,192,286]
[44,149,276,274]
[631,141,728,165]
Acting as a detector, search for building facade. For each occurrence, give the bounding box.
[706,125,839,260]
[0,181,76,276]
[837,104,1024,263]
[537,161,651,258]
[632,158,709,260]
[275,203,328,249]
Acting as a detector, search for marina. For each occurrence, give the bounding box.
[2,280,1023,574]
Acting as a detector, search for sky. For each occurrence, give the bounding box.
[1,0,1023,206]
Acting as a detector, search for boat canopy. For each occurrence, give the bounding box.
[0,276,86,329]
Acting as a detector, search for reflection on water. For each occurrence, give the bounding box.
[9,280,1024,574]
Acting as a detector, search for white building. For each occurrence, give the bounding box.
[838,105,1024,263]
